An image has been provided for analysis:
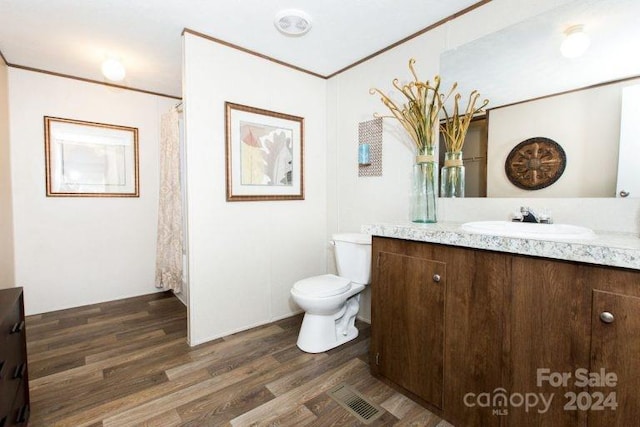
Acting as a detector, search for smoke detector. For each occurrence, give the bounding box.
[274,9,312,36]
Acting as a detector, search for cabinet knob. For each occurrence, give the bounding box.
[619,190,630,198]
[600,311,615,324]
[432,274,441,283]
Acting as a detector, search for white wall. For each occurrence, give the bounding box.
[0,60,15,288]
[488,79,640,198]
[183,33,328,345]
[328,0,640,322]
[8,69,175,314]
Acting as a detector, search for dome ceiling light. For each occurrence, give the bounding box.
[560,24,591,58]
[274,9,312,37]
[101,57,126,82]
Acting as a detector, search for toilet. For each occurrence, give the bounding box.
[290,233,372,353]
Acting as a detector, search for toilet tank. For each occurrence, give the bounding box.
[332,233,372,285]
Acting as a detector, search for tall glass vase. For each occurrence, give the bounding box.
[411,146,438,223]
[440,151,465,198]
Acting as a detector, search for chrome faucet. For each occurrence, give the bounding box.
[512,207,553,224]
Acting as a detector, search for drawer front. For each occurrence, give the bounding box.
[0,326,27,382]
[0,302,21,346]
[0,369,19,420]
[5,379,28,427]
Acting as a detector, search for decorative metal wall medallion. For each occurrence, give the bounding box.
[505,137,566,190]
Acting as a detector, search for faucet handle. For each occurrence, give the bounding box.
[511,210,524,222]
[538,209,553,224]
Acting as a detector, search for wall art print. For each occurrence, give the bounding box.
[225,102,304,201]
[44,116,139,197]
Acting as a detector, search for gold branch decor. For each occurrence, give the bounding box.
[369,58,455,159]
[440,91,489,153]
[439,89,489,198]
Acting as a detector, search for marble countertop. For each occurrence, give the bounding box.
[362,222,640,270]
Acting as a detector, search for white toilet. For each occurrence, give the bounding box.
[290,233,372,353]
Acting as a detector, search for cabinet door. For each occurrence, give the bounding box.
[589,290,640,425]
[509,256,591,426]
[443,248,508,427]
[371,250,445,409]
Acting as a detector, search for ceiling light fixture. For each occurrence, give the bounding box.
[560,25,590,58]
[274,9,312,37]
[101,57,126,82]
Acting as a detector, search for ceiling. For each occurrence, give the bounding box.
[0,0,482,98]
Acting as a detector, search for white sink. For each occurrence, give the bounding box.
[461,221,597,240]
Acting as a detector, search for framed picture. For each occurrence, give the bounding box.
[225,102,304,201]
[44,117,139,197]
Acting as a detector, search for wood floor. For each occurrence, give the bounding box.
[25,292,449,426]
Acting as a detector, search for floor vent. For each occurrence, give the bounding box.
[327,383,385,424]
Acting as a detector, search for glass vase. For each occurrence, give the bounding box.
[411,146,438,223]
[440,151,465,198]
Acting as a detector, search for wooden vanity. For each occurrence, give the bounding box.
[369,235,640,427]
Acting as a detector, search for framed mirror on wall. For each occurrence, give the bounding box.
[440,0,640,198]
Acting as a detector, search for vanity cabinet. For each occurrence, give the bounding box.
[370,237,508,426]
[370,237,640,427]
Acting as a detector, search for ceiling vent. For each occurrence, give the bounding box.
[274,9,312,36]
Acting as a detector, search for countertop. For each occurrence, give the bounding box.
[362,222,640,270]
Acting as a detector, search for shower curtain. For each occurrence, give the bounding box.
[155,107,184,292]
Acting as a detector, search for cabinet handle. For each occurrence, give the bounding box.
[13,362,26,379]
[16,404,29,424]
[600,311,615,324]
[619,190,630,198]
[10,320,25,334]
[432,274,441,283]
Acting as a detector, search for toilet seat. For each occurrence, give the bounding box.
[292,274,351,297]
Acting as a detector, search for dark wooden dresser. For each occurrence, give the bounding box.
[0,287,29,427]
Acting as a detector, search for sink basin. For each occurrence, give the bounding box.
[461,221,597,240]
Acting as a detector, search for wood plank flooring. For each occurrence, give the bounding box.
[25,292,449,426]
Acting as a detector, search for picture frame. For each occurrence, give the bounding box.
[44,117,139,197]
[225,102,304,201]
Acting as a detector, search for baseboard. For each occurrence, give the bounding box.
[173,291,187,306]
[187,310,304,347]
[271,309,304,322]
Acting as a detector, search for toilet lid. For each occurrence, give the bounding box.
[293,274,351,297]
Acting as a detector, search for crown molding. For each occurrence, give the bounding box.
[326,0,492,78]
[4,62,181,99]
[184,0,492,80]
[182,28,326,79]
[0,49,8,66]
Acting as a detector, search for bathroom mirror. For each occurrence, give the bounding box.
[440,0,640,198]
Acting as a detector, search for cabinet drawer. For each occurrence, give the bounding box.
[0,357,26,421]
[0,301,21,340]
[5,379,28,427]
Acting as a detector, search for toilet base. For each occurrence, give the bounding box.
[296,295,361,353]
